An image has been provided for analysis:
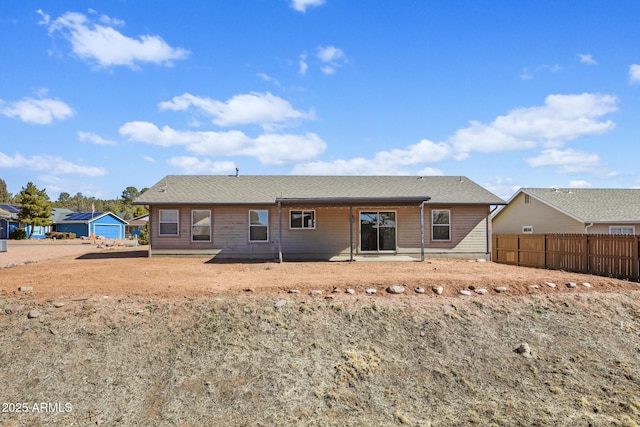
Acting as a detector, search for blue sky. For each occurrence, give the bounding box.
[2,0,640,201]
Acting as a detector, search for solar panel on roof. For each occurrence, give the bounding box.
[63,212,103,221]
[0,204,20,213]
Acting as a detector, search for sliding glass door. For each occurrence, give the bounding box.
[360,211,396,252]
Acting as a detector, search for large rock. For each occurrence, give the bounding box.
[458,290,472,296]
[515,342,532,358]
[27,309,40,319]
[433,286,444,295]
[386,285,405,294]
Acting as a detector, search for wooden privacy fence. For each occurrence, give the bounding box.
[493,233,640,281]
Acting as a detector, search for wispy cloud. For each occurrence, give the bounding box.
[44,11,189,69]
[290,0,326,13]
[629,64,640,83]
[449,93,617,159]
[291,93,618,176]
[291,139,450,175]
[526,148,612,175]
[158,92,312,129]
[119,122,326,165]
[520,63,562,80]
[78,131,117,145]
[316,45,346,74]
[0,96,73,124]
[298,53,308,75]
[0,152,106,176]
[257,73,280,86]
[578,53,597,65]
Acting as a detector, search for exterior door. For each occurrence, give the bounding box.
[360,211,396,252]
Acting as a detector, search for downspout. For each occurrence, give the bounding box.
[349,206,354,262]
[487,205,500,259]
[584,223,594,234]
[278,201,283,263]
[420,201,425,262]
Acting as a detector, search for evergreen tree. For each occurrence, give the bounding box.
[0,178,12,203]
[17,182,52,239]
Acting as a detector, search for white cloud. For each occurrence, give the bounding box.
[35,9,50,25]
[526,148,603,174]
[299,53,308,75]
[449,93,617,159]
[316,46,346,74]
[47,11,189,69]
[142,156,156,163]
[291,139,451,175]
[78,131,116,145]
[167,157,236,174]
[629,64,640,83]
[257,73,280,86]
[158,92,311,129]
[0,152,106,176]
[520,64,562,80]
[578,54,597,65]
[119,122,326,165]
[290,0,326,13]
[0,96,73,124]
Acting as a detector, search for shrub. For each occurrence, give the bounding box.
[138,223,149,245]
[10,228,26,240]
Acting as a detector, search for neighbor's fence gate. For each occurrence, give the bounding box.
[493,233,640,281]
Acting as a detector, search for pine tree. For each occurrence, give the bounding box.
[0,178,11,203]
[17,182,52,239]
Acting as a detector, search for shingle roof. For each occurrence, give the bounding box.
[522,188,640,222]
[134,175,505,206]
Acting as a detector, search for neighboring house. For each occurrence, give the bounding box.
[0,206,18,239]
[55,212,128,239]
[133,175,505,261]
[0,203,47,239]
[126,214,148,237]
[492,188,640,235]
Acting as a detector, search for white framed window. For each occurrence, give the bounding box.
[290,210,315,229]
[191,210,211,242]
[609,226,635,235]
[249,209,269,242]
[522,225,534,234]
[159,209,179,236]
[432,209,451,241]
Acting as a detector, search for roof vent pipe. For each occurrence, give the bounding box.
[235,168,239,177]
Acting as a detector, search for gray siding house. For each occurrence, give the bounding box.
[492,188,640,235]
[133,175,505,261]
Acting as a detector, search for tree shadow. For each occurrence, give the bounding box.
[75,250,149,260]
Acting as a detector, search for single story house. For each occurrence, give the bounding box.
[0,205,18,239]
[492,188,640,235]
[126,214,148,237]
[0,203,47,239]
[133,175,505,261]
[55,211,128,239]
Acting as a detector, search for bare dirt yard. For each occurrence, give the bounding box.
[1,240,639,426]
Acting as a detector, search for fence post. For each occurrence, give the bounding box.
[583,234,589,273]
[633,235,639,281]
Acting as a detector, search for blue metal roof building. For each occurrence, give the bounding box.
[56,211,128,239]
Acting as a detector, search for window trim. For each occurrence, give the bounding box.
[158,209,179,236]
[249,209,269,242]
[289,209,316,230]
[191,209,212,242]
[609,225,635,235]
[431,209,451,242]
